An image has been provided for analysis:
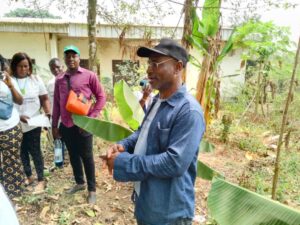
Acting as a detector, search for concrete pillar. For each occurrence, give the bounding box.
[49,33,58,58]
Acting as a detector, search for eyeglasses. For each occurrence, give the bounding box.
[147,58,177,69]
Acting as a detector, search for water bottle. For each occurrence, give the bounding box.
[54,139,63,167]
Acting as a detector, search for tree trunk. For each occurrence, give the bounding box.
[255,63,263,115]
[181,0,193,83]
[88,0,98,75]
[271,36,300,200]
[196,54,211,107]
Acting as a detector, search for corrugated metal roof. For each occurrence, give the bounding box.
[0,17,232,40]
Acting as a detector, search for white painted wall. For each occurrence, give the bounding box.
[186,48,245,99]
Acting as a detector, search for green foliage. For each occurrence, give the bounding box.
[237,136,266,152]
[5,8,61,19]
[197,161,223,180]
[72,115,133,142]
[200,139,215,153]
[233,20,291,62]
[202,0,221,36]
[114,80,144,130]
[221,114,233,143]
[208,178,300,225]
[101,76,113,101]
[114,61,143,87]
[58,211,71,225]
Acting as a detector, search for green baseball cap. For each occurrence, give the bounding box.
[64,45,80,55]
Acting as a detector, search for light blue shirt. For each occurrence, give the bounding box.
[114,85,205,225]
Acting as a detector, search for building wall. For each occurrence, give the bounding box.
[0,31,244,99]
[186,48,245,99]
[0,32,53,80]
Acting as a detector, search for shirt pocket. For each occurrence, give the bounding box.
[157,122,170,151]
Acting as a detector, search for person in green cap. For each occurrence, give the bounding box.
[52,45,106,204]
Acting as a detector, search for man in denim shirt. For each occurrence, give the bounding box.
[104,38,205,225]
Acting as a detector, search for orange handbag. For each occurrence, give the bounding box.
[65,76,92,115]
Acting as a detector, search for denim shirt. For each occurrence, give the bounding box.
[114,85,205,225]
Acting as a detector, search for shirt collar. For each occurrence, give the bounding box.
[153,85,187,107]
[64,66,84,76]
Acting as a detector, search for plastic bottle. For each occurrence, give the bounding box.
[54,139,63,167]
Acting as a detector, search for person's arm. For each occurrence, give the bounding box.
[37,76,51,116]
[52,78,61,139]
[3,72,23,105]
[39,94,51,116]
[88,73,106,118]
[139,85,152,109]
[113,106,205,182]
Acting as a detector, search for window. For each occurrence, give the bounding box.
[80,59,89,69]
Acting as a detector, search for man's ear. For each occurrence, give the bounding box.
[175,61,184,74]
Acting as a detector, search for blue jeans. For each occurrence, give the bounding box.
[137,218,192,225]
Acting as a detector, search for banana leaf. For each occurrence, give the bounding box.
[72,115,133,142]
[208,178,300,225]
[197,160,223,180]
[200,139,215,153]
[114,80,144,130]
[190,8,209,51]
[202,0,221,37]
[217,28,236,63]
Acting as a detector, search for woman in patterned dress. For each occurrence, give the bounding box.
[0,54,25,198]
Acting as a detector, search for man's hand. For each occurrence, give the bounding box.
[52,127,61,139]
[142,84,152,100]
[101,144,124,175]
[20,115,30,124]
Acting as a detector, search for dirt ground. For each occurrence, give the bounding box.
[14,133,253,225]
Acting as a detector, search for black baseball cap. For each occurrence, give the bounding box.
[137,38,189,67]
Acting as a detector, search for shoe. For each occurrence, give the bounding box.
[25,176,34,186]
[87,191,96,204]
[33,181,46,194]
[65,184,85,194]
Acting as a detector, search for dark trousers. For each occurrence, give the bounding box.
[59,124,95,192]
[21,127,44,181]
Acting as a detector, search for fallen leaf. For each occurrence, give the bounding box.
[48,195,59,201]
[40,206,50,220]
[85,209,96,217]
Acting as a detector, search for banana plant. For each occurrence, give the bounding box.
[187,0,227,123]
[208,178,300,225]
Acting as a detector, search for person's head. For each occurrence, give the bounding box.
[0,54,9,72]
[10,52,33,78]
[63,45,80,72]
[49,58,63,76]
[137,38,188,97]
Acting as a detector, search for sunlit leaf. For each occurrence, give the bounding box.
[197,160,224,180]
[72,115,133,142]
[217,28,236,63]
[199,139,215,152]
[114,80,144,130]
[85,209,96,217]
[202,0,221,36]
[208,178,300,225]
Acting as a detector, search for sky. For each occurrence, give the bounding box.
[1,0,300,43]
